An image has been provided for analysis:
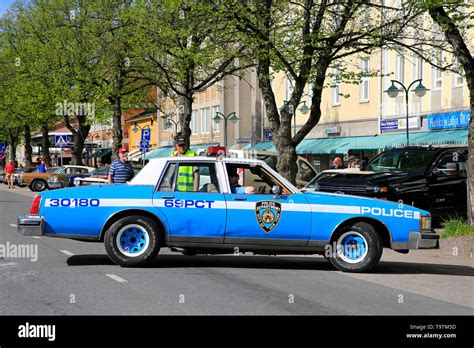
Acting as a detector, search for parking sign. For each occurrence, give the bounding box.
[141,129,151,141]
[139,140,150,152]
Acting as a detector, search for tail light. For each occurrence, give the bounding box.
[30,196,42,215]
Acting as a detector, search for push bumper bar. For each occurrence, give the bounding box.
[408,231,439,249]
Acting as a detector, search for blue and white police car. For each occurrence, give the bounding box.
[18,157,438,272]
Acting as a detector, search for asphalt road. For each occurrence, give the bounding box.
[0,184,472,315]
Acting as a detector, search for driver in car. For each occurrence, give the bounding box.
[229,172,255,194]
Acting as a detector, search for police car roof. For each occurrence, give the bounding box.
[149,156,265,165]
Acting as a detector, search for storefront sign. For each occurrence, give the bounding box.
[380,117,420,131]
[325,126,341,134]
[428,111,470,130]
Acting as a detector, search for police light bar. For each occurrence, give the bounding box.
[207,146,227,158]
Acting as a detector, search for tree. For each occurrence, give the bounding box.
[421,1,474,224]
[133,0,253,145]
[224,0,425,184]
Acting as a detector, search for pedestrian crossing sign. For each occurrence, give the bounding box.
[55,135,68,147]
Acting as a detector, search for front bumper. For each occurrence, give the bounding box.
[18,215,44,236]
[47,181,63,189]
[408,231,439,249]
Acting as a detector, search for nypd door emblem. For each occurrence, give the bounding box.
[255,201,282,233]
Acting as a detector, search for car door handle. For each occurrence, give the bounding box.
[234,197,247,201]
[162,195,175,199]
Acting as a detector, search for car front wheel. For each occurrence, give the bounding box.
[329,222,383,273]
[104,215,161,267]
[31,179,47,192]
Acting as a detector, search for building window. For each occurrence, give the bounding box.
[452,59,464,87]
[395,54,405,84]
[413,54,423,80]
[191,110,200,134]
[332,68,340,106]
[433,50,443,89]
[359,58,370,103]
[211,105,220,132]
[201,107,211,134]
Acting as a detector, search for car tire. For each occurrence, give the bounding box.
[329,222,383,273]
[104,215,161,267]
[31,179,47,192]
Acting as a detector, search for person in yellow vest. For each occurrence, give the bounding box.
[172,136,199,192]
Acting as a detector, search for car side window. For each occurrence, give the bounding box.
[435,152,466,177]
[157,163,177,192]
[226,163,290,195]
[173,163,220,193]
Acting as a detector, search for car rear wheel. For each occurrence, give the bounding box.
[31,179,47,192]
[104,215,161,267]
[329,222,383,273]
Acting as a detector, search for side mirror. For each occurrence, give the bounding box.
[271,185,281,195]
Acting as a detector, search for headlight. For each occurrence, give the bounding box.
[420,215,431,231]
[49,176,59,182]
[74,178,80,186]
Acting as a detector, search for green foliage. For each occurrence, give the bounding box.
[441,218,474,238]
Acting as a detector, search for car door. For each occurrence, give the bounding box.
[428,151,467,217]
[223,163,312,246]
[152,161,227,243]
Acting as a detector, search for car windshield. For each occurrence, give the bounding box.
[91,166,110,175]
[47,167,64,173]
[365,150,436,172]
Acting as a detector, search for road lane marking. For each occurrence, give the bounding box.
[10,224,17,228]
[0,262,18,267]
[32,236,41,239]
[106,274,128,284]
[60,250,74,256]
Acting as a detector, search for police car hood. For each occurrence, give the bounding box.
[303,190,430,216]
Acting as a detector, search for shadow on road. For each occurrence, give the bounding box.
[66,254,474,276]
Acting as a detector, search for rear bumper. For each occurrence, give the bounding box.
[18,215,44,236]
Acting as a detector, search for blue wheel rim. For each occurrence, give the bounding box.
[337,232,368,264]
[116,224,150,257]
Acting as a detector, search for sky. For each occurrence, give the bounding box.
[0,0,16,17]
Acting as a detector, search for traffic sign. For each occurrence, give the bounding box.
[141,129,151,141]
[139,140,150,152]
[0,143,5,151]
[55,135,68,147]
[0,152,5,160]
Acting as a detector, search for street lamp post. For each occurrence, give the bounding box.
[213,112,239,147]
[161,117,181,136]
[385,79,429,146]
[281,101,310,136]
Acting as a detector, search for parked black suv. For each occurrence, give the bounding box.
[306,146,468,220]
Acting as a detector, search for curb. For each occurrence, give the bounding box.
[439,235,474,259]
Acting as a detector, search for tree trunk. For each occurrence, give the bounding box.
[24,124,33,167]
[178,93,194,146]
[41,124,52,167]
[63,113,91,166]
[8,132,18,163]
[111,96,123,160]
[428,5,474,224]
[275,135,298,186]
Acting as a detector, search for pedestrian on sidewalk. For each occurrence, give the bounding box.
[5,160,15,189]
[108,147,134,184]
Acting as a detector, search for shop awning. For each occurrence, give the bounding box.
[93,148,112,158]
[245,129,468,155]
[145,143,220,159]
